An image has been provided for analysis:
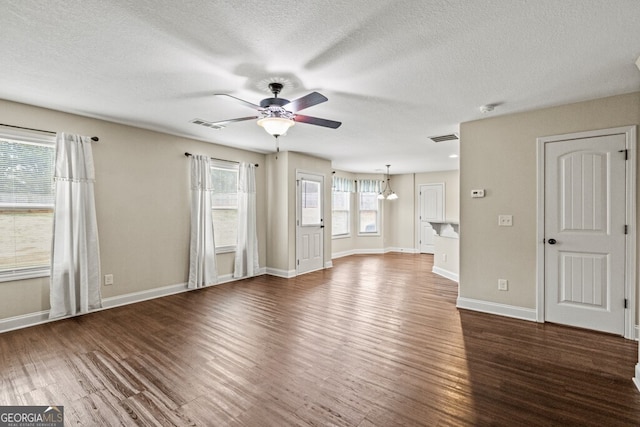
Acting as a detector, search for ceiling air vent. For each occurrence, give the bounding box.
[428,133,459,143]
[190,118,225,130]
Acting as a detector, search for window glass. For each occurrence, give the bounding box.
[301,179,322,226]
[359,192,379,234]
[0,135,55,280]
[211,163,238,250]
[332,191,350,236]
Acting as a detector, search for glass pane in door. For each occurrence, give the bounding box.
[301,179,321,225]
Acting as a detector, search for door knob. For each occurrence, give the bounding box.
[547,238,557,245]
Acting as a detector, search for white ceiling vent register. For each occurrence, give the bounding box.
[428,133,459,143]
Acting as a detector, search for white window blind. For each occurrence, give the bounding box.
[0,130,56,280]
[358,192,380,234]
[210,160,239,252]
[332,191,350,237]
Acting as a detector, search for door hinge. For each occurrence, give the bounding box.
[625,224,628,234]
[619,149,628,160]
[297,259,299,266]
[625,298,628,309]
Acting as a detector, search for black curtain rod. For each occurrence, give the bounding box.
[0,123,99,141]
[184,152,258,167]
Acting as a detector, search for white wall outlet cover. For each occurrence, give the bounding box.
[498,215,513,226]
[471,189,485,198]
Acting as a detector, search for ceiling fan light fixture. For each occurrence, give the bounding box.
[257,116,295,137]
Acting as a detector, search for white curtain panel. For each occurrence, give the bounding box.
[49,133,101,319]
[234,162,259,278]
[188,155,217,288]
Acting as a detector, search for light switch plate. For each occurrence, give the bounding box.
[471,189,485,198]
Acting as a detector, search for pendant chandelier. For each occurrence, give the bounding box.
[378,165,398,200]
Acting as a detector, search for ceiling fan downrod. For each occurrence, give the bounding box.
[269,82,283,98]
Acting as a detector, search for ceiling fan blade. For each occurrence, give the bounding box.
[294,114,342,129]
[214,94,262,110]
[284,92,328,112]
[191,116,258,129]
[209,116,259,125]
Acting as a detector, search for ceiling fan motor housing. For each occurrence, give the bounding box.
[260,98,289,108]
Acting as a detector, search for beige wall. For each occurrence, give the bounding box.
[459,92,640,309]
[265,152,290,271]
[385,174,416,250]
[0,99,266,319]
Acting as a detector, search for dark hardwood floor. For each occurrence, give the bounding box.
[1,253,639,426]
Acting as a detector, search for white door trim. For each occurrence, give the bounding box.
[536,125,636,339]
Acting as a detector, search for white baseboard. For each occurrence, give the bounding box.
[456,297,537,322]
[432,266,459,282]
[332,250,355,259]
[634,364,640,392]
[265,267,297,278]
[385,247,419,254]
[102,282,189,309]
[324,261,333,268]
[0,310,51,333]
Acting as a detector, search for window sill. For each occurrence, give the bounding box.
[357,232,381,237]
[215,246,237,255]
[0,267,50,283]
[332,234,351,240]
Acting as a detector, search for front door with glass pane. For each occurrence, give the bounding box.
[296,172,324,275]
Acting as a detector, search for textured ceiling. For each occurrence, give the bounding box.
[2,0,640,174]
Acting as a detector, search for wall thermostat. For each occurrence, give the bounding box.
[471,189,485,198]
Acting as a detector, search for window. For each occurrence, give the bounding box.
[0,130,56,281]
[210,160,238,252]
[332,191,350,237]
[358,192,380,234]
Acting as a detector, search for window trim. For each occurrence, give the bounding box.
[210,159,239,254]
[357,191,381,236]
[0,130,56,282]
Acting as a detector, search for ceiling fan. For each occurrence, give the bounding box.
[192,83,341,138]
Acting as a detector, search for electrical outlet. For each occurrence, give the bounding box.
[442,253,447,262]
[498,279,508,291]
[498,215,513,227]
[104,274,114,286]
